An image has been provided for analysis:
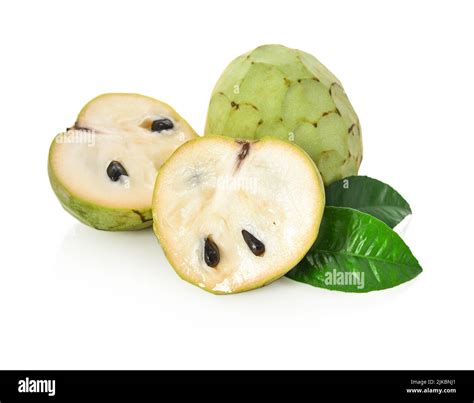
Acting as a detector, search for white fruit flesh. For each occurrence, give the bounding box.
[50,93,197,210]
[153,136,325,294]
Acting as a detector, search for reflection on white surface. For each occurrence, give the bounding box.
[52,223,409,331]
[54,224,166,282]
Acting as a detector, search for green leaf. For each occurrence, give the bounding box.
[286,207,422,292]
[325,176,411,228]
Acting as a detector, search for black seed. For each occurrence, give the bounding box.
[242,230,265,256]
[107,161,128,182]
[204,237,220,268]
[151,118,174,132]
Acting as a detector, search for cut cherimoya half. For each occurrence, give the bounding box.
[48,93,197,230]
[152,135,325,294]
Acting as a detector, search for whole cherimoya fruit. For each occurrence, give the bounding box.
[205,44,362,185]
[48,93,197,231]
[152,136,325,294]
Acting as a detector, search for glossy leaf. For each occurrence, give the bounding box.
[325,176,412,228]
[286,207,422,292]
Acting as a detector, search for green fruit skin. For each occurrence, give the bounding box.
[48,139,152,231]
[205,44,363,185]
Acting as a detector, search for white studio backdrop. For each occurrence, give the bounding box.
[0,0,473,369]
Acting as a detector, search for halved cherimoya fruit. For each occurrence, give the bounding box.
[152,135,325,294]
[48,93,197,230]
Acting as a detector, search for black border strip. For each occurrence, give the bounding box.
[0,370,473,402]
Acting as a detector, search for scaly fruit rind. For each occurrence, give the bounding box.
[205,44,363,185]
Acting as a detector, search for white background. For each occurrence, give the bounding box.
[0,0,473,370]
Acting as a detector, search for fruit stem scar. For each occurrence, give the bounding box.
[234,141,251,172]
[70,122,92,132]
